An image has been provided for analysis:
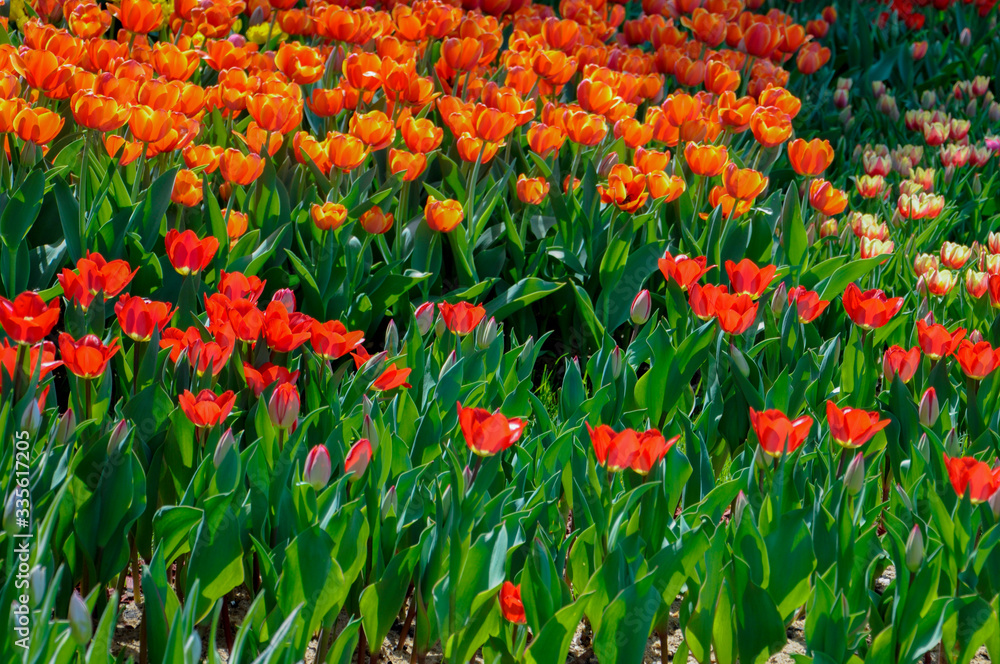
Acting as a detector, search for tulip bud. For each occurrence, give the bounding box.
[414,302,436,335]
[598,152,619,178]
[29,567,45,605]
[973,174,982,196]
[463,464,474,487]
[733,491,748,528]
[434,317,446,337]
[3,492,20,534]
[381,485,397,520]
[920,90,937,109]
[905,525,924,572]
[990,101,1000,124]
[819,217,838,239]
[345,438,372,480]
[55,409,76,445]
[384,319,399,356]
[839,107,853,127]
[68,591,92,645]
[845,452,865,496]
[476,317,498,350]
[214,428,235,468]
[304,445,332,491]
[267,383,300,431]
[362,394,373,417]
[966,99,978,117]
[729,343,750,376]
[989,489,1000,519]
[919,388,939,427]
[362,413,379,450]
[610,346,623,379]
[769,283,787,316]
[108,419,130,455]
[833,88,849,109]
[249,5,266,25]
[872,81,887,98]
[271,288,296,313]
[943,164,955,185]
[439,351,457,381]
[945,429,961,457]
[20,401,41,438]
[630,290,652,325]
[960,28,971,47]
[970,329,984,344]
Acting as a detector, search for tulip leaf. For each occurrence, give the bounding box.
[523,593,593,664]
[185,506,245,623]
[486,277,562,321]
[0,169,44,249]
[360,546,420,654]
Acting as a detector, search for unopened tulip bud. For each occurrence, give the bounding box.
[362,413,379,450]
[733,490,748,527]
[249,5,266,25]
[973,174,982,196]
[730,343,750,376]
[476,317,498,350]
[68,591,92,645]
[989,490,1000,519]
[463,464,474,487]
[919,388,939,427]
[598,152,619,178]
[872,81,887,98]
[271,288,296,313]
[381,485,397,520]
[108,419,130,455]
[945,429,961,456]
[905,525,924,573]
[819,217,839,239]
[845,452,865,496]
[3,492,20,534]
[56,409,76,444]
[267,383,300,431]
[345,438,372,480]
[20,401,41,437]
[434,317,446,336]
[414,302,436,335]
[966,99,978,117]
[839,107,853,127]
[29,567,45,605]
[384,319,399,356]
[610,346,623,379]
[770,282,787,316]
[362,394,373,417]
[630,290,652,325]
[214,428,235,468]
[439,350,457,380]
[960,28,971,47]
[970,329,984,344]
[833,88,849,109]
[920,90,937,109]
[943,164,955,185]
[304,445,331,490]
[990,101,1000,123]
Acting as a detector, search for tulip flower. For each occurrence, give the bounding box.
[688,283,727,321]
[0,340,61,384]
[372,364,413,391]
[516,175,550,205]
[955,340,1000,380]
[749,407,813,457]
[786,286,829,323]
[842,283,903,330]
[919,388,940,427]
[943,454,1000,504]
[659,252,710,291]
[345,438,373,480]
[243,362,300,398]
[825,401,890,449]
[438,301,486,335]
[115,294,176,342]
[178,389,236,430]
[424,197,464,233]
[304,445,332,490]
[598,164,648,213]
[219,148,265,186]
[58,253,137,311]
[263,301,312,352]
[268,383,300,431]
[310,202,348,232]
[311,320,365,360]
[712,292,758,335]
[684,142,728,177]
[164,229,219,276]
[725,259,776,299]
[0,292,61,345]
[586,423,676,474]
[916,321,965,360]
[58,333,120,379]
[787,138,834,176]
[883,346,921,383]
[722,163,768,201]
[808,179,848,216]
[414,303,436,335]
[457,402,526,457]
[499,581,527,624]
[630,290,652,325]
[359,206,394,234]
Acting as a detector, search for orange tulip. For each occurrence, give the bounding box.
[178,389,236,429]
[749,106,792,148]
[349,110,395,150]
[342,52,382,93]
[718,92,755,132]
[456,133,500,163]
[647,172,686,202]
[956,340,1000,381]
[825,401,890,449]
[306,88,345,118]
[598,164,648,213]
[246,93,298,134]
[183,144,224,173]
[635,147,670,174]
[70,90,130,132]
[388,149,427,181]
[110,0,163,34]
[400,117,443,154]
[171,169,204,207]
[68,2,113,39]
[743,22,781,58]
[274,42,325,85]
[441,36,483,72]
[757,87,801,119]
[219,149,265,186]
[787,138,834,176]
[943,455,1000,504]
[526,122,566,158]
[516,175,550,205]
[359,206,393,234]
[797,43,831,75]
[713,291,759,334]
[311,202,348,232]
[58,333,120,379]
[425,197,464,233]
[0,292,61,345]
[239,122,283,157]
[12,49,75,93]
[809,179,848,216]
[722,163,768,200]
[128,105,173,144]
[104,135,144,166]
[704,60,740,95]
[137,79,182,112]
[613,118,652,149]
[565,111,607,146]
[151,43,200,81]
[13,107,65,145]
[327,132,369,172]
[684,142,728,177]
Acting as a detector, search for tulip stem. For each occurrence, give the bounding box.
[79,131,91,247]
[465,142,486,234]
[84,377,93,422]
[12,342,26,403]
[130,143,149,204]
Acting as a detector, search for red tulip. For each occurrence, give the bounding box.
[115,294,175,342]
[916,320,965,361]
[0,340,62,383]
[267,383,300,431]
[586,422,677,475]
[749,407,813,457]
[457,402,526,456]
[58,333,120,379]
[713,292,758,334]
[164,228,219,276]
[218,271,265,302]
[311,320,365,360]
[499,581,527,624]
[955,340,1000,380]
[263,301,312,352]
[243,362,299,398]
[943,454,1000,504]
[787,286,829,323]
[0,292,60,345]
[658,252,710,291]
[825,401,890,449]
[438,301,486,335]
[345,438,372,480]
[178,388,236,429]
[883,345,921,383]
[725,259,776,299]
[372,364,412,391]
[57,252,136,310]
[842,283,903,330]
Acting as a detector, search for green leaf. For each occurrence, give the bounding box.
[0,169,44,248]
